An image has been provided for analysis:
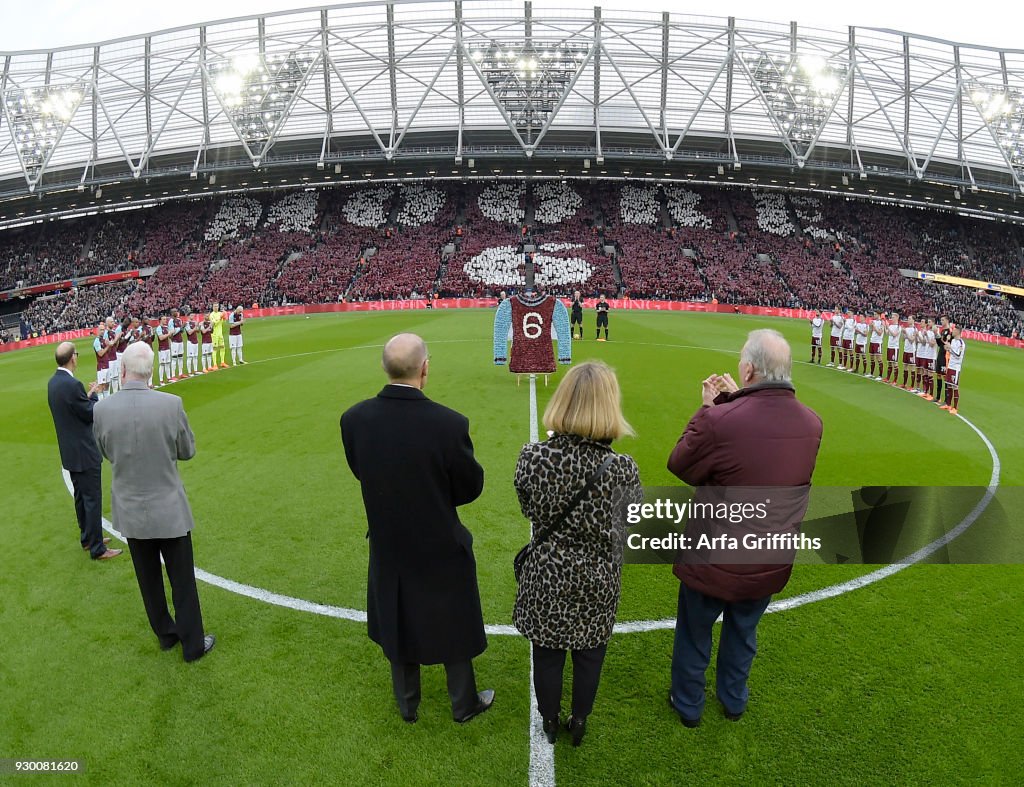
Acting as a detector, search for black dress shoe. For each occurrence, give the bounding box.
[565,716,587,747]
[542,717,559,744]
[668,691,700,728]
[186,634,216,662]
[454,689,495,723]
[401,712,418,724]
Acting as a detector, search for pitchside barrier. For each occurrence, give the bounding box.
[3,298,1021,354]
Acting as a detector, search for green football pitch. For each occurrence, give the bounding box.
[2,309,1022,785]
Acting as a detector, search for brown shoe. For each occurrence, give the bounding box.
[95,549,123,560]
[83,538,111,550]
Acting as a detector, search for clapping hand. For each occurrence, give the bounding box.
[701,373,739,406]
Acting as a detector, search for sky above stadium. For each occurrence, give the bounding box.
[1,0,1021,52]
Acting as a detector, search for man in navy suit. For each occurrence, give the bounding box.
[46,341,122,561]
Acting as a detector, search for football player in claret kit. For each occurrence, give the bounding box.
[942,324,966,415]
[595,294,610,341]
[809,311,824,363]
[901,316,918,390]
[155,315,173,386]
[184,316,201,376]
[92,322,112,398]
[105,317,122,394]
[570,290,584,340]
[168,308,186,380]
[228,306,246,365]
[827,308,844,366]
[112,316,131,394]
[200,317,215,372]
[840,310,856,370]
[917,319,937,400]
[884,312,902,385]
[137,317,156,387]
[853,314,869,375]
[868,311,885,380]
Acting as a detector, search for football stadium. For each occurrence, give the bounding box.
[2,0,1023,783]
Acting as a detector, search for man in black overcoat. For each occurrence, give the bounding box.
[340,333,493,724]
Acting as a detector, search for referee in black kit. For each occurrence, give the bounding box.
[570,290,584,339]
[934,315,953,404]
[595,294,610,341]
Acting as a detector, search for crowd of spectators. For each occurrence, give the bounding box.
[22,280,138,334]
[83,212,146,275]
[611,220,706,301]
[664,186,714,229]
[534,182,583,225]
[343,186,394,228]
[928,284,1023,336]
[531,215,618,296]
[619,185,660,225]
[396,185,446,228]
[203,231,317,307]
[753,191,795,236]
[204,197,263,241]
[275,227,379,303]
[4,183,1022,337]
[265,191,319,233]
[477,183,526,225]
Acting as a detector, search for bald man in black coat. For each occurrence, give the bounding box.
[341,333,492,724]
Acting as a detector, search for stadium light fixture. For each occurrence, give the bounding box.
[465,39,589,129]
[208,50,317,161]
[3,85,85,183]
[747,51,847,153]
[967,82,1024,176]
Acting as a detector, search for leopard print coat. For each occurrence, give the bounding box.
[512,433,643,650]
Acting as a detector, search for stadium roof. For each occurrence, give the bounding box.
[3,0,1024,227]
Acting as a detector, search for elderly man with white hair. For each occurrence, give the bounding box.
[666,328,823,727]
[94,341,215,662]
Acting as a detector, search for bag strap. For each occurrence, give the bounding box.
[532,454,616,549]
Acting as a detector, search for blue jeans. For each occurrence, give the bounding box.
[669,583,772,719]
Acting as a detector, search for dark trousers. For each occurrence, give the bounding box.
[670,583,771,719]
[532,643,608,721]
[933,357,946,402]
[68,466,105,559]
[389,660,478,720]
[126,534,205,661]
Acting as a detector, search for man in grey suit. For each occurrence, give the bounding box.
[46,341,121,560]
[94,341,215,661]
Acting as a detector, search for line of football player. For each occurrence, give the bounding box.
[90,303,247,396]
[808,310,966,415]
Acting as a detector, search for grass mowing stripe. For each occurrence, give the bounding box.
[62,468,524,635]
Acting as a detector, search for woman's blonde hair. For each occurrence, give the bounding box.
[543,360,634,441]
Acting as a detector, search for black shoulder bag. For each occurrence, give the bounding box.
[513,454,616,582]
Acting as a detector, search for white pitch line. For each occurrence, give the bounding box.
[525,373,555,787]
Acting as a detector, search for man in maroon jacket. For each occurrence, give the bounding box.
[666,329,822,726]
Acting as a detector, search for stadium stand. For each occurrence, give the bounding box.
[2,183,1021,337]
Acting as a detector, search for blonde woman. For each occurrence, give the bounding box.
[513,360,643,746]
